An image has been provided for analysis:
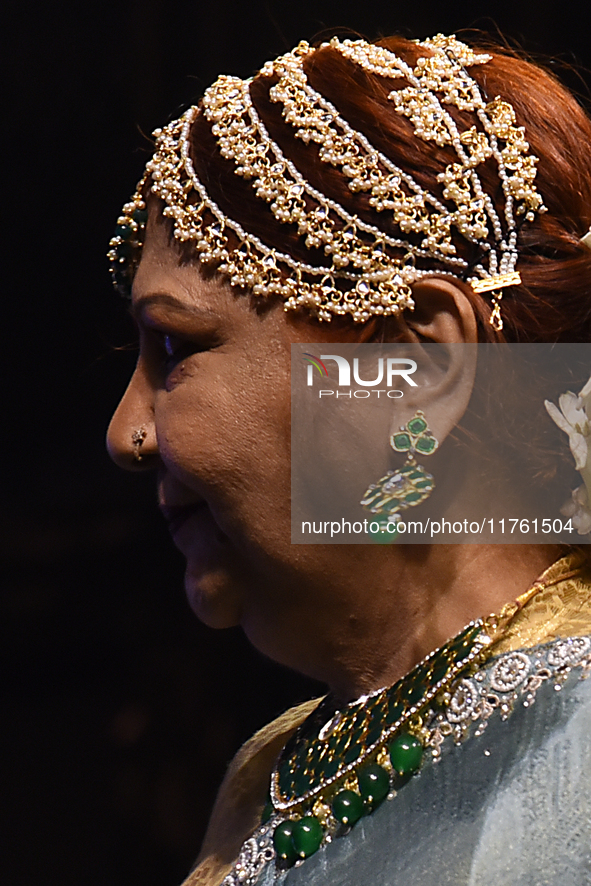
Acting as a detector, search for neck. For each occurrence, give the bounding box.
[247,544,564,702]
[333,544,563,700]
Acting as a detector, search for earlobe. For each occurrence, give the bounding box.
[362,324,477,535]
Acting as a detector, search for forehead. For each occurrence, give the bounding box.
[131,203,233,315]
[131,201,375,346]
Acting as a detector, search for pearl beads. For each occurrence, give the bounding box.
[110,34,545,328]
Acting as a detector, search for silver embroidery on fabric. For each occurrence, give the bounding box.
[428,636,591,755]
[489,651,531,692]
[547,636,591,668]
[222,827,276,886]
[446,678,480,723]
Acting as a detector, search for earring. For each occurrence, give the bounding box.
[131,428,147,462]
[360,411,438,537]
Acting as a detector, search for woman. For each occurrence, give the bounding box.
[107,34,591,885]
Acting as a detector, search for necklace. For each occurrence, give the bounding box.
[218,555,591,886]
[266,618,496,864]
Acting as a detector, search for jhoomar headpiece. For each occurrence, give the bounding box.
[108,35,546,329]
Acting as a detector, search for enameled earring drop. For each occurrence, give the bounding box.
[360,411,438,539]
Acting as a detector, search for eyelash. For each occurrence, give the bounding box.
[140,322,218,373]
[154,331,210,373]
[160,333,192,369]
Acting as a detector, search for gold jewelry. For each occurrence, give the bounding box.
[218,555,591,883]
[131,428,147,462]
[360,410,438,534]
[109,35,545,327]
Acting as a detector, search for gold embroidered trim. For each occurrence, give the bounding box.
[491,552,591,654]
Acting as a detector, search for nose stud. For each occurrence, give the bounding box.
[131,428,147,462]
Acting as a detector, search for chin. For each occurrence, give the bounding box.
[184,566,242,629]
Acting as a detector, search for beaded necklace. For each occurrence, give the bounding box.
[206,555,591,886]
[262,618,495,866]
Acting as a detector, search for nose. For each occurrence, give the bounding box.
[107,359,159,471]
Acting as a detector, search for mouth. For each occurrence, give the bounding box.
[160,502,207,538]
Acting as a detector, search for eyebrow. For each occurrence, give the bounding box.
[131,292,216,323]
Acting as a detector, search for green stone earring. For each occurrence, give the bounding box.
[360,410,439,539]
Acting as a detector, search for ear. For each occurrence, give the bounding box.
[402,277,479,345]
[389,277,478,445]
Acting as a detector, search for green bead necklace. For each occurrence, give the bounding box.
[266,618,495,866]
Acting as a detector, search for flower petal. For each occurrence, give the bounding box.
[560,487,591,534]
[574,510,591,535]
[561,496,577,518]
[579,373,591,403]
[569,432,588,471]
[558,392,587,428]
[545,400,573,435]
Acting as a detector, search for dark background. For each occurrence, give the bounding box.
[3,1,591,884]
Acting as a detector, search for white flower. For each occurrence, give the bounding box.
[544,391,589,469]
[561,485,591,536]
[545,375,591,535]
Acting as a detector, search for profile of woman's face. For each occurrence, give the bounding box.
[107,207,371,650]
[109,206,512,688]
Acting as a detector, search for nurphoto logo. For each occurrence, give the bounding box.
[304,354,418,398]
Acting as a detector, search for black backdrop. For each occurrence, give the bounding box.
[4,1,591,884]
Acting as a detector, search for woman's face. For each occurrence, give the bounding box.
[107,207,367,652]
[107,207,495,692]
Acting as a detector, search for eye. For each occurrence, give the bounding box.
[163,334,178,358]
[153,330,210,376]
[160,332,194,369]
[137,310,221,376]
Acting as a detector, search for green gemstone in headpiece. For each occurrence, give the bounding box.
[132,207,148,225]
[116,239,134,258]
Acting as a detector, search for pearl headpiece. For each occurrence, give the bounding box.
[108,35,546,327]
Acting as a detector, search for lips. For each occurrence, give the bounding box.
[160,502,206,537]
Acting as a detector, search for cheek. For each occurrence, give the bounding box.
[154,360,292,518]
[156,377,241,482]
